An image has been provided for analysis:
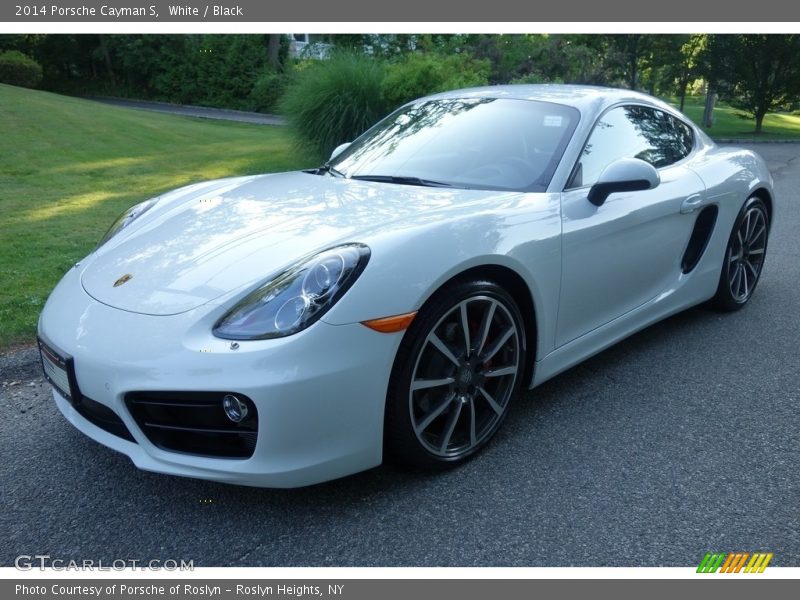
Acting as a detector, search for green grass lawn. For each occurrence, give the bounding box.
[0,84,308,349]
[674,96,800,140]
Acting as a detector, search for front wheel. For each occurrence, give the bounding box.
[711,196,770,311]
[384,279,527,469]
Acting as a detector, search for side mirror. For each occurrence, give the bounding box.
[587,158,660,207]
[329,142,351,161]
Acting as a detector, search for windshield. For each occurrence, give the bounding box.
[328,97,580,192]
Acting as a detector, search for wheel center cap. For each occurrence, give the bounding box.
[458,367,473,387]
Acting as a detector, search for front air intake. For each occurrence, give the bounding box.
[75,395,137,443]
[125,391,258,459]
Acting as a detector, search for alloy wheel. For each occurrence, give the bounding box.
[726,204,768,303]
[408,295,521,459]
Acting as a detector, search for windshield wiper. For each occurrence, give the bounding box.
[316,164,345,178]
[350,175,454,188]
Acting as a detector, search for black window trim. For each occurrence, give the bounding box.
[564,101,698,192]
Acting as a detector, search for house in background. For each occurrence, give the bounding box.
[287,34,333,59]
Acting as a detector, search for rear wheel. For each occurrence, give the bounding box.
[711,197,769,311]
[384,279,526,469]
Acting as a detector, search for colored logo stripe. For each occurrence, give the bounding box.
[698,552,773,573]
[745,553,773,573]
[697,553,725,573]
[719,553,748,573]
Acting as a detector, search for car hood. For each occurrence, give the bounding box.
[81,171,519,315]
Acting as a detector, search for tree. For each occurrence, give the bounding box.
[97,34,115,83]
[707,34,800,133]
[607,34,657,90]
[658,34,707,112]
[463,34,545,83]
[492,35,615,86]
[266,34,281,71]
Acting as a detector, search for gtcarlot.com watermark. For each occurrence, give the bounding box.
[15,554,194,571]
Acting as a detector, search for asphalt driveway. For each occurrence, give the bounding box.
[1,143,798,567]
[87,97,285,126]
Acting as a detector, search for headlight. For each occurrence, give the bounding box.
[97,198,159,247]
[213,244,370,340]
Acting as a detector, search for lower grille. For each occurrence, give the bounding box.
[74,396,137,443]
[125,392,258,459]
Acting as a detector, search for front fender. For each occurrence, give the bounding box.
[321,193,563,362]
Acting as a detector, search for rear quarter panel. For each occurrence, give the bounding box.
[683,144,774,298]
[688,144,774,236]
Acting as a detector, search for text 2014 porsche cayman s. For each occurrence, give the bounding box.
[38,85,774,487]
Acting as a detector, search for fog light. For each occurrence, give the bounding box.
[222,394,248,423]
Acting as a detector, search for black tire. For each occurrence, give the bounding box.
[711,196,770,311]
[384,279,527,469]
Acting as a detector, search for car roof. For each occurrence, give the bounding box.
[420,84,682,121]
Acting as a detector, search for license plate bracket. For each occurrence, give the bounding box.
[38,338,81,405]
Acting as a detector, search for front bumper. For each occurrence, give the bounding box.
[38,266,402,487]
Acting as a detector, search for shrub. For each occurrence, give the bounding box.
[191,35,269,110]
[280,52,388,159]
[108,35,286,110]
[381,52,490,110]
[248,70,291,113]
[0,50,43,88]
[510,72,564,84]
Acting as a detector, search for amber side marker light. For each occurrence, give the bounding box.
[361,312,417,333]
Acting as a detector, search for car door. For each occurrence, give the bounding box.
[556,104,705,347]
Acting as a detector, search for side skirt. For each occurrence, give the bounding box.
[530,266,718,388]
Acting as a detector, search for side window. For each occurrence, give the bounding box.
[664,113,695,161]
[568,105,695,188]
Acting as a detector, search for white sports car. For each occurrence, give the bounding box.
[38,85,773,487]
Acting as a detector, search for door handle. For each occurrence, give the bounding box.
[680,194,704,214]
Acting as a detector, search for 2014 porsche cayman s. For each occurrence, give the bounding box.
[38,85,774,487]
